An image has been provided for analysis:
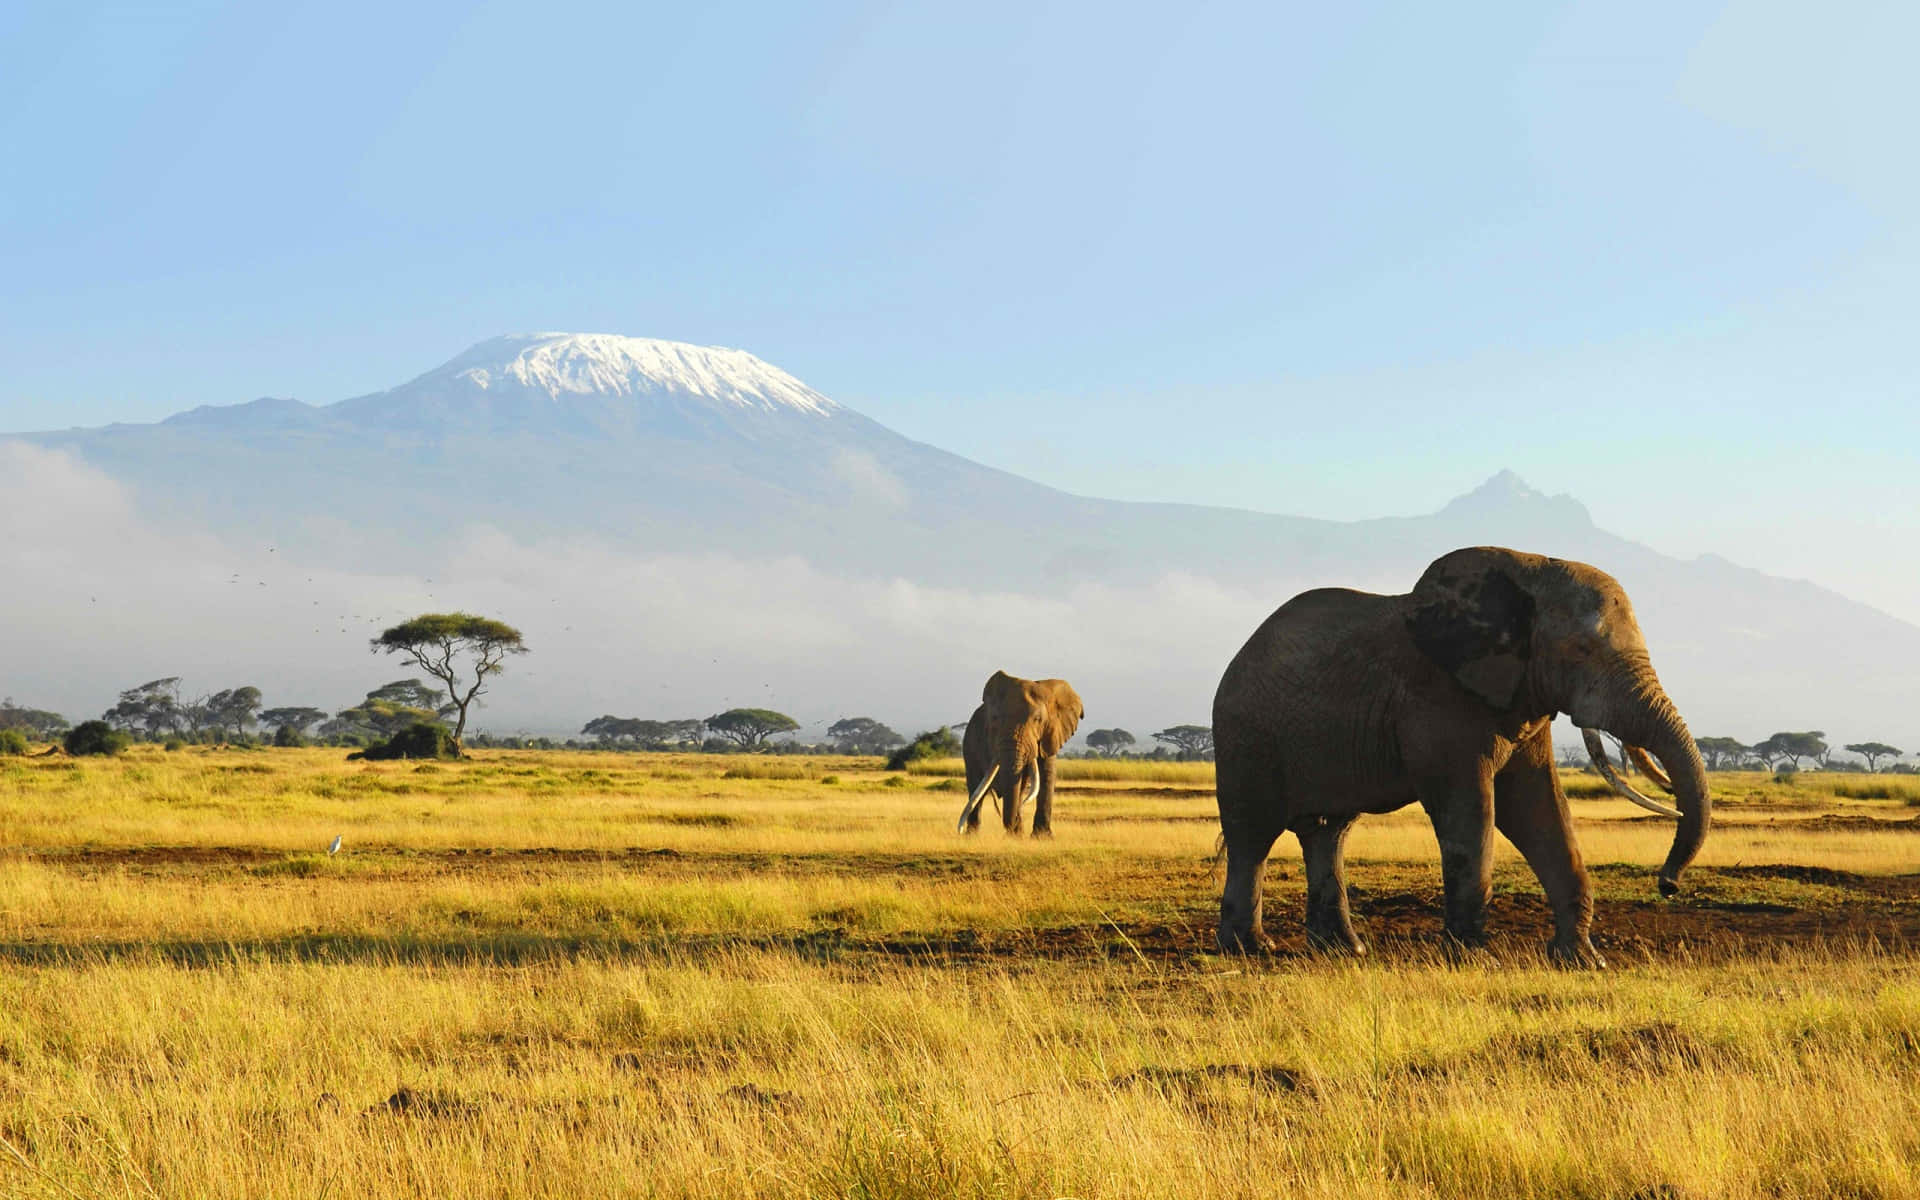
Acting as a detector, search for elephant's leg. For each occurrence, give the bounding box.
[1298,814,1364,955]
[1420,776,1495,947]
[1030,754,1056,837]
[1218,830,1281,953]
[1215,755,1283,953]
[1495,748,1603,968]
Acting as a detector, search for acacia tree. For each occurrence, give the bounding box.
[1754,731,1827,771]
[371,613,526,752]
[1086,728,1136,756]
[201,687,263,740]
[582,716,645,747]
[258,707,330,736]
[0,700,69,740]
[706,708,799,750]
[366,679,452,716]
[1845,742,1903,772]
[827,717,904,755]
[1153,725,1215,760]
[1695,737,1752,771]
[326,687,442,741]
[104,678,184,740]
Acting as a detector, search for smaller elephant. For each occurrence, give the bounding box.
[956,671,1084,836]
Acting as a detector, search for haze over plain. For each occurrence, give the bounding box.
[2,3,1915,744]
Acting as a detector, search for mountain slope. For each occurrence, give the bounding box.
[10,333,1917,739]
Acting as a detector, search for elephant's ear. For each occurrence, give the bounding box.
[982,670,1017,705]
[1060,687,1084,741]
[1406,552,1536,709]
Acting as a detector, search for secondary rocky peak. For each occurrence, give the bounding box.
[1439,470,1593,526]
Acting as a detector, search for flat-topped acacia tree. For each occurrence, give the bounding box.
[706,708,800,750]
[370,613,526,754]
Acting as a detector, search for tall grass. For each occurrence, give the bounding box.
[0,950,1916,1198]
[0,749,1917,1196]
[903,755,1216,785]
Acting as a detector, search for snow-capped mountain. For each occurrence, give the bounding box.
[10,332,1920,740]
[331,333,841,431]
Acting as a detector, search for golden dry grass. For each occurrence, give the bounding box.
[904,754,1217,784]
[1,749,1917,1198]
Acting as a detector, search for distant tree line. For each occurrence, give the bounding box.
[1075,725,1216,762]
[1692,732,1913,773]
[0,677,463,752]
[1554,730,1913,774]
[5,679,1911,774]
[574,712,908,756]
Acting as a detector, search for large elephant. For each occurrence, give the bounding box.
[1213,546,1710,965]
[956,671,1085,836]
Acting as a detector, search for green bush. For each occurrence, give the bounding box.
[887,727,962,771]
[65,720,131,757]
[354,722,459,761]
[163,738,186,751]
[272,724,307,748]
[0,729,30,756]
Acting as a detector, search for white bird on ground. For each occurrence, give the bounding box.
[328,835,342,856]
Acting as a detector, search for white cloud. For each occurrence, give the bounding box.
[0,441,1261,738]
[9,440,1902,749]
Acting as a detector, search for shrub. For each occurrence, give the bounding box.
[354,722,459,761]
[1772,765,1799,784]
[65,720,130,757]
[0,729,29,756]
[887,727,962,771]
[722,762,810,781]
[272,724,307,748]
[163,738,186,751]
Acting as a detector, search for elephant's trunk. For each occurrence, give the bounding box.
[997,734,1037,829]
[1584,660,1711,896]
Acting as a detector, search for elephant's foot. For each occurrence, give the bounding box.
[1215,924,1276,955]
[1546,935,1606,970]
[1029,824,1053,839]
[1305,926,1368,957]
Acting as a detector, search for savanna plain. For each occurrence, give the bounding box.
[3,747,1920,1198]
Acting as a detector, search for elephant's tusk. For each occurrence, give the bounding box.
[1017,770,1039,815]
[959,763,999,832]
[1582,728,1683,819]
[1625,744,1676,795]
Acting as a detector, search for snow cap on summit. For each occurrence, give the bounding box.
[424,333,839,416]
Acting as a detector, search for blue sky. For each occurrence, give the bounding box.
[4,1,1917,617]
